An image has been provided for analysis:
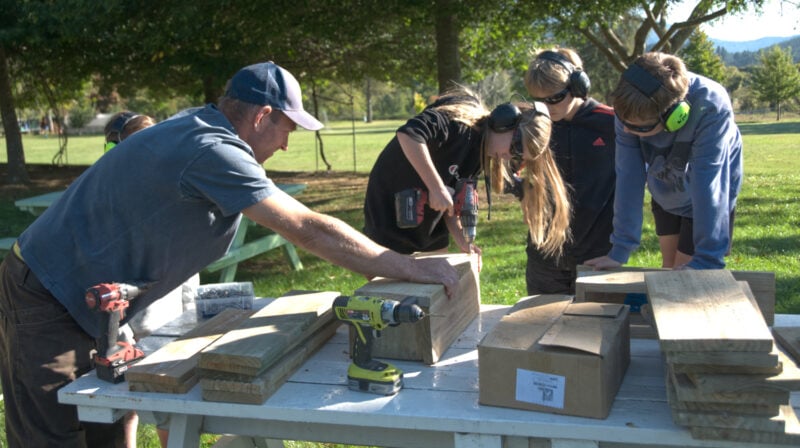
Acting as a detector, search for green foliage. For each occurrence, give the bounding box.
[750,46,800,120]
[680,30,728,85]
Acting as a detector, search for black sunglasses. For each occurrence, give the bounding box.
[615,111,660,133]
[533,88,569,105]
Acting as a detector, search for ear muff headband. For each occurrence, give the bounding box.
[622,63,691,132]
[536,50,591,99]
[104,112,139,146]
[488,103,522,133]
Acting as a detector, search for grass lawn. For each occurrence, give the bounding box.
[0,116,799,447]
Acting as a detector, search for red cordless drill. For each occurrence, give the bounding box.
[394,178,479,245]
[85,282,148,383]
[453,178,478,246]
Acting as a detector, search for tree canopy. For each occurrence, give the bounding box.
[751,45,800,120]
[1,0,793,184]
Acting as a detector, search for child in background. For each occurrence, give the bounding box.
[523,48,616,294]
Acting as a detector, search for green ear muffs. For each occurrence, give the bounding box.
[662,100,691,132]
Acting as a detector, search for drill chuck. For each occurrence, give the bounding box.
[386,299,425,324]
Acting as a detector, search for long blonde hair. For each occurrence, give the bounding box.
[487,104,571,256]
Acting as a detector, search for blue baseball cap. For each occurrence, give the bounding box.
[225,62,324,131]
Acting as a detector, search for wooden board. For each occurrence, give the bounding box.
[689,405,800,445]
[664,343,780,369]
[198,291,340,377]
[685,343,800,393]
[773,326,800,362]
[674,405,793,432]
[575,266,775,325]
[127,308,254,393]
[645,270,773,353]
[201,320,339,404]
[353,253,479,364]
[669,368,790,405]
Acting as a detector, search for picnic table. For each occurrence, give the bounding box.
[10,183,307,280]
[58,302,800,448]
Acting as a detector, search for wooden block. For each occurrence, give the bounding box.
[773,326,800,363]
[353,253,479,364]
[689,405,800,444]
[575,266,775,325]
[666,374,781,416]
[646,270,773,353]
[127,308,254,393]
[198,291,339,377]
[201,320,339,404]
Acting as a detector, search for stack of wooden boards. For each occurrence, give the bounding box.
[127,291,340,404]
[574,266,776,339]
[646,269,800,445]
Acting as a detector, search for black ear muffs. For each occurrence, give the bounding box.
[622,63,691,133]
[104,112,139,147]
[537,50,591,99]
[488,103,522,133]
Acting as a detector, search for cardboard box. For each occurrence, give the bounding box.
[478,295,630,419]
[352,253,479,364]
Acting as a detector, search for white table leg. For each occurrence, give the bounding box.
[551,438,599,448]
[167,414,203,448]
[454,432,501,448]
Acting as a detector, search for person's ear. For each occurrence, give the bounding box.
[255,106,273,130]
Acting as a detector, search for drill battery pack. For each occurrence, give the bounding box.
[394,188,427,228]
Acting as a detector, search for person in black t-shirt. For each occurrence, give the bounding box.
[364,87,572,271]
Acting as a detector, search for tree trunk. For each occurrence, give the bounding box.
[0,45,29,184]
[434,0,461,93]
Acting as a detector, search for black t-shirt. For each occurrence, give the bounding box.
[363,98,484,254]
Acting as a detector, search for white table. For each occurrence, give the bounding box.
[59,306,800,448]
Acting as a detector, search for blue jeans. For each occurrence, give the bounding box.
[0,251,124,447]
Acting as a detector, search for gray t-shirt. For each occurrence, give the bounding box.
[18,104,278,337]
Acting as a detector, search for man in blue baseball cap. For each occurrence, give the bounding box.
[0,61,459,447]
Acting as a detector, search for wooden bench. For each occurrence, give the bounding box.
[203,217,303,282]
[203,183,307,282]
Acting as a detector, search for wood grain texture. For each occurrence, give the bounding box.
[774,326,800,363]
[353,253,479,364]
[664,343,780,368]
[575,266,775,325]
[198,291,340,377]
[670,368,790,405]
[684,342,800,393]
[127,308,254,393]
[201,320,339,404]
[645,270,773,353]
[689,405,800,445]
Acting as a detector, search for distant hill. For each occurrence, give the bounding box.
[710,35,798,53]
[715,35,800,67]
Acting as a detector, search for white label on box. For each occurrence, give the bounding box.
[515,368,565,409]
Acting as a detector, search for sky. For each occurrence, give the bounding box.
[669,0,800,41]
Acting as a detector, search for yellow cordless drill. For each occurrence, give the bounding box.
[332,295,425,395]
